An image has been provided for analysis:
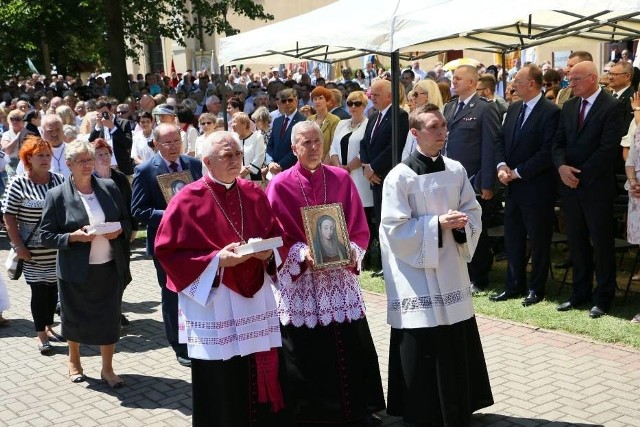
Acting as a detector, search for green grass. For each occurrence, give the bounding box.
[360,255,640,349]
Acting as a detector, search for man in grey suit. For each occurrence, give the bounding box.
[552,61,624,318]
[444,65,501,292]
[132,124,203,366]
[491,64,560,306]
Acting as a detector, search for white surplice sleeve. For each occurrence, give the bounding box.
[380,167,440,269]
[456,167,482,263]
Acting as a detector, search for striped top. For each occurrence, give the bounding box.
[2,173,65,284]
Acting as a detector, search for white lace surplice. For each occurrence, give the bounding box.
[380,160,481,329]
[178,254,282,361]
[274,241,367,328]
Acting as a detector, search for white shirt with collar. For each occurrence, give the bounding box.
[612,85,631,99]
[163,156,182,172]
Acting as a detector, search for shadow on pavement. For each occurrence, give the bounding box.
[472,413,604,426]
[122,300,160,315]
[84,373,192,416]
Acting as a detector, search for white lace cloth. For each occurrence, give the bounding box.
[274,242,367,328]
[178,254,282,361]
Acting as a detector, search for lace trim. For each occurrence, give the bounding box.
[188,325,281,346]
[185,309,278,329]
[275,242,367,327]
[388,288,473,313]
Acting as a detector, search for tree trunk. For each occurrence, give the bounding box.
[104,0,129,101]
[41,29,51,77]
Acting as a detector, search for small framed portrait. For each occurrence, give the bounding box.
[301,203,351,270]
[157,171,194,204]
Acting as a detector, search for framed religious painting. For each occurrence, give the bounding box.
[301,203,351,270]
[157,171,194,204]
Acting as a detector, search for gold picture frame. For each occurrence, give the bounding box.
[157,171,194,204]
[301,203,351,270]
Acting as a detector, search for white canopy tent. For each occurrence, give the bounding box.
[218,0,640,164]
[218,0,640,65]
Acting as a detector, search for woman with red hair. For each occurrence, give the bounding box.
[2,136,65,355]
[307,86,340,160]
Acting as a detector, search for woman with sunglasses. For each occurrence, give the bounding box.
[1,110,26,179]
[194,113,216,160]
[401,79,443,159]
[329,90,373,226]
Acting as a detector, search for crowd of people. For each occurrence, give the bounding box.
[0,48,638,426]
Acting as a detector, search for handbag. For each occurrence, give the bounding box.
[5,218,41,280]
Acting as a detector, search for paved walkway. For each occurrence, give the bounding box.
[1,242,639,426]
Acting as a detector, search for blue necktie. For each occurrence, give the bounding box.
[454,101,465,117]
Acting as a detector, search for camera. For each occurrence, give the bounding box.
[101,112,110,120]
[147,138,154,149]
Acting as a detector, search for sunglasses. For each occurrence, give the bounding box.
[116,111,129,115]
[543,82,554,87]
[280,98,295,104]
[346,101,363,107]
[10,117,21,122]
[412,91,428,97]
[200,121,213,125]
[40,99,49,104]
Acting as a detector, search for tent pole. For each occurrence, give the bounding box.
[501,50,507,98]
[391,49,400,167]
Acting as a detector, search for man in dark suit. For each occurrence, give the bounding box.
[491,65,560,306]
[132,123,203,366]
[609,60,635,167]
[444,65,501,292]
[265,88,305,175]
[359,78,409,271]
[329,88,351,120]
[89,100,134,175]
[552,61,624,318]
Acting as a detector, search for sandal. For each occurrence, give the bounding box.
[101,373,126,389]
[68,371,86,383]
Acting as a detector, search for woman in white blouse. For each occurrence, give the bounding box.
[231,112,265,183]
[329,90,372,209]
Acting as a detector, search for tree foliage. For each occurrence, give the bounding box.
[0,1,106,77]
[0,0,273,79]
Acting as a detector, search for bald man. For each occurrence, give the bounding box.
[551,61,624,319]
[359,79,409,273]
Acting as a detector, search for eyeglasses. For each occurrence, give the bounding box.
[200,121,213,125]
[158,139,182,147]
[346,101,363,107]
[412,91,428,97]
[74,158,95,165]
[214,151,243,161]
[568,74,594,84]
[280,98,295,104]
[10,117,21,122]
[607,72,629,77]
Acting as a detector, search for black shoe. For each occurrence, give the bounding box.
[360,413,383,426]
[522,291,543,307]
[556,301,575,312]
[489,291,523,302]
[177,355,192,367]
[55,302,61,315]
[371,269,384,278]
[589,305,606,319]
[120,314,130,326]
[38,342,53,355]
[553,260,572,269]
